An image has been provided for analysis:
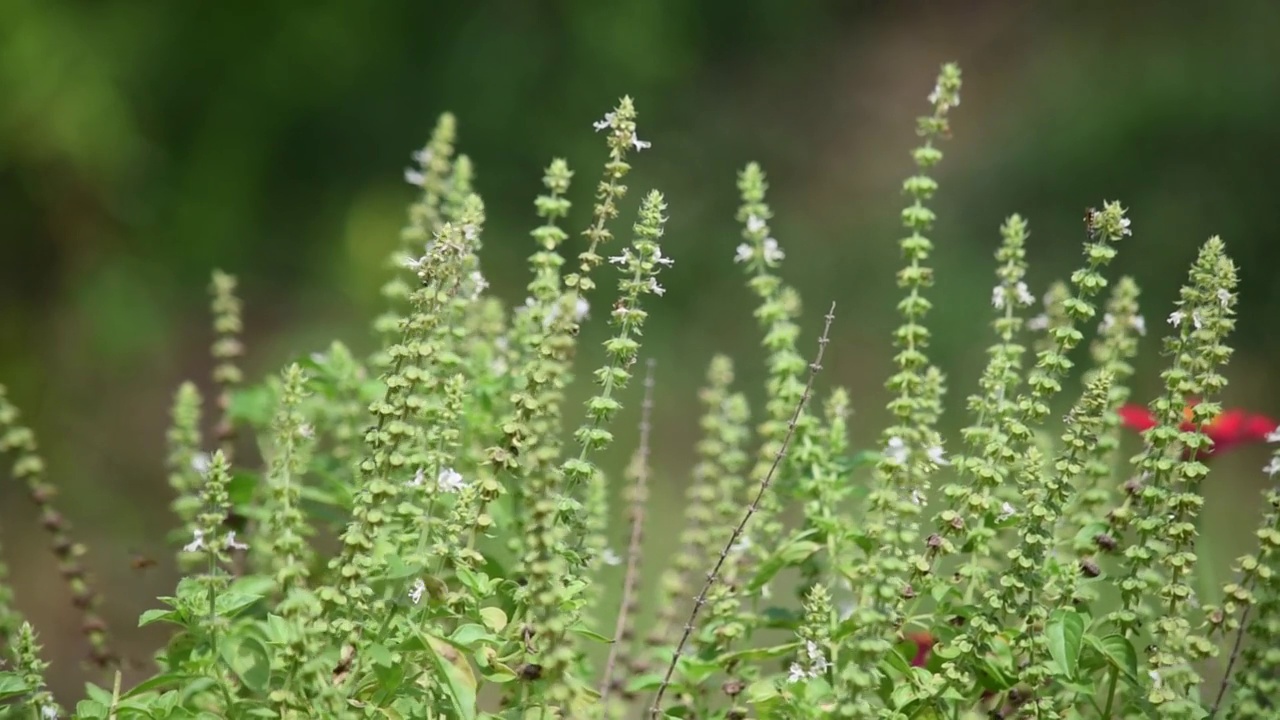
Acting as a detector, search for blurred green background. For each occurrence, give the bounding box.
[3,0,1279,699]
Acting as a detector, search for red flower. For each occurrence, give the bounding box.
[906,631,935,667]
[904,630,997,702]
[1118,401,1278,459]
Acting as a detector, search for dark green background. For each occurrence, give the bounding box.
[3,1,1278,698]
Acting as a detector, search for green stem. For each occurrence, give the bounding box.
[1101,664,1120,718]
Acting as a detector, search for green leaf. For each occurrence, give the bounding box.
[976,634,1017,691]
[479,535,514,572]
[1059,679,1096,696]
[0,672,30,699]
[173,577,205,604]
[221,635,271,692]
[929,641,961,661]
[930,581,958,604]
[420,631,477,720]
[744,678,782,705]
[450,624,495,648]
[747,538,822,592]
[677,656,721,686]
[1084,633,1140,686]
[159,631,198,671]
[891,679,919,709]
[367,642,394,668]
[371,652,406,693]
[1046,609,1085,681]
[152,688,186,715]
[263,613,293,646]
[138,608,182,627]
[479,606,507,633]
[213,591,264,618]
[74,700,111,719]
[883,642,917,675]
[84,682,114,705]
[121,672,191,698]
[455,566,494,596]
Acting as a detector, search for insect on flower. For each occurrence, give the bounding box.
[1118,400,1278,460]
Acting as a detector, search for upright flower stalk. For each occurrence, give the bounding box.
[376,113,458,353]
[522,189,670,708]
[840,63,960,713]
[167,381,206,569]
[1062,276,1144,553]
[914,214,1033,602]
[209,270,244,442]
[491,158,576,567]
[734,163,812,561]
[1111,237,1238,715]
[318,221,470,647]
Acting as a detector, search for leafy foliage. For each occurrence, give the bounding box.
[3,63,1280,720]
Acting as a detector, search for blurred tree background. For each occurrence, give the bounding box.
[3,0,1279,698]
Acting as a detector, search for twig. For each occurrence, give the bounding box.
[1209,582,1256,719]
[600,358,657,703]
[648,302,835,718]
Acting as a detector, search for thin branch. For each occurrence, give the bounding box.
[1209,578,1257,719]
[600,358,657,703]
[648,302,835,718]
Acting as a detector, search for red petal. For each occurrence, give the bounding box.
[1206,409,1248,445]
[906,631,935,667]
[1117,405,1157,432]
[1195,409,1277,457]
[1244,414,1280,442]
